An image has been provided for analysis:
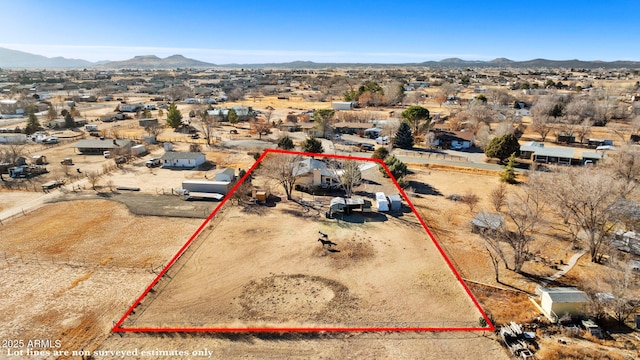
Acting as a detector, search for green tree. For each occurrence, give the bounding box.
[372,146,389,160]
[500,153,518,184]
[381,155,407,181]
[166,103,183,129]
[277,135,295,150]
[484,133,520,163]
[143,108,152,118]
[313,109,334,138]
[475,94,488,103]
[401,105,431,135]
[301,137,324,153]
[227,108,239,124]
[25,106,41,135]
[46,104,57,121]
[393,122,414,149]
[64,113,75,128]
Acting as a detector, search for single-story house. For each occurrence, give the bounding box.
[293,158,338,187]
[73,139,133,155]
[138,118,158,128]
[278,122,301,132]
[538,287,590,322]
[431,130,475,149]
[299,123,322,138]
[333,122,372,135]
[50,117,88,128]
[161,152,206,169]
[0,133,27,144]
[0,99,20,114]
[214,168,235,182]
[471,211,504,234]
[519,141,545,160]
[532,146,575,165]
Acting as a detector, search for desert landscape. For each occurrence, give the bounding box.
[2,16,640,357]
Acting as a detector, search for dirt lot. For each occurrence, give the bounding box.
[124,198,483,330]
[0,200,203,356]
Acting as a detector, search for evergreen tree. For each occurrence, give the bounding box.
[227,108,239,124]
[166,103,183,129]
[301,137,324,153]
[485,133,521,163]
[25,106,41,135]
[393,122,414,149]
[64,113,75,128]
[500,153,518,184]
[372,146,389,160]
[380,155,407,180]
[401,105,431,135]
[277,135,295,150]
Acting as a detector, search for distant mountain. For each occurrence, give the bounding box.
[1,46,639,70]
[0,47,97,68]
[98,54,215,69]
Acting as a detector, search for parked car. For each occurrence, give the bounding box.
[359,143,375,151]
[450,144,464,150]
[103,151,111,158]
[43,137,58,144]
[230,129,238,134]
[375,136,389,145]
[114,156,126,164]
[145,158,161,168]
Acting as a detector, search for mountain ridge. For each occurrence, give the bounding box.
[1,47,639,69]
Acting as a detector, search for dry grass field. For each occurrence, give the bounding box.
[124,199,484,330]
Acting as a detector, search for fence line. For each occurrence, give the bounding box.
[394,149,469,162]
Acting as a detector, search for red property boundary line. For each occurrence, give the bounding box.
[112,149,495,333]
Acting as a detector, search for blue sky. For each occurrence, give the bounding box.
[1,0,639,63]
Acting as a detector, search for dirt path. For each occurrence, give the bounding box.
[539,250,588,287]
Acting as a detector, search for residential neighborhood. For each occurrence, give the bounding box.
[1,1,640,359]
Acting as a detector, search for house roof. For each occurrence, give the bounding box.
[333,122,372,129]
[433,130,474,142]
[293,158,333,177]
[471,211,504,230]
[532,146,575,159]
[73,139,133,149]
[541,287,590,303]
[161,152,205,161]
[582,152,604,160]
[520,141,544,152]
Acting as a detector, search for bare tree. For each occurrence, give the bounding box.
[332,160,361,198]
[460,191,480,212]
[606,144,640,195]
[539,168,628,262]
[479,183,544,273]
[490,183,508,212]
[145,124,162,138]
[256,153,302,200]
[530,96,556,141]
[86,171,100,190]
[199,109,214,146]
[607,268,640,324]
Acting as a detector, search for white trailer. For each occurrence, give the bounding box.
[130,144,147,156]
[375,192,389,212]
[84,124,99,132]
[181,180,232,195]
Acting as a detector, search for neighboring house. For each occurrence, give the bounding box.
[293,158,338,187]
[299,123,321,138]
[538,287,590,322]
[532,146,575,165]
[161,152,206,168]
[0,133,27,144]
[0,99,20,115]
[73,139,133,155]
[519,141,545,160]
[277,122,300,132]
[50,117,88,128]
[333,122,372,135]
[431,130,475,149]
